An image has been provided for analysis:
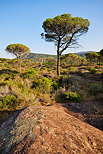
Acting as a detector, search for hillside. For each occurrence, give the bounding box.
[74,51,96,57]
[26,51,96,59]
[0,104,103,154]
[26,53,57,59]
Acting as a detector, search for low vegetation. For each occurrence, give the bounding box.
[0,49,103,129]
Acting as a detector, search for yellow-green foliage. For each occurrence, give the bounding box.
[0,69,19,79]
[0,56,102,113]
[58,91,82,102]
[56,75,76,90]
[0,77,36,109]
[61,53,88,66]
[22,68,38,79]
[88,67,97,74]
[32,77,53,93]
[5,44,30,58]
[0,95,17,111]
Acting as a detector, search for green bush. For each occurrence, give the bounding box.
[0,69,18,75]
[88,67,97,74]
[77,70,87,77]
[43,60,56,68]
[57,75,76,90]
[60,68,68,75]
[41,67,48,70]
[59,91,82,102]
[22,69,38,79]
[95,65,100,69]
[52,80,59,90]
[32,77,53,93]
[63,76,76,85]
[3,80,15,87]
[0,78,36,109]
[89,83,103,95]
[0,69,19,80]
[0,95,17,110]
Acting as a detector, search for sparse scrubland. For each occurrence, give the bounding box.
[0,11,103,153]
[0,52,103,130]
[0,15,103,154]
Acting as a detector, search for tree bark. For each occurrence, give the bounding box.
[19,58,22,74]
[57,38,61,76]
[57,53,60,76]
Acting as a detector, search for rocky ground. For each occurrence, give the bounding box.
[0,104,103,154]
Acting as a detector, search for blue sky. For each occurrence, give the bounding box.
[0,0,103,58]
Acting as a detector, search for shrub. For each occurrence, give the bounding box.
[52,80,59,90]
[60,68,68,75]
[37,93,54,106]
[0,69,18,75]
[41,67,48,70]
[0,78,36,109]
[0,69,19,80]
[88,67,97,74]
[32,77,53,93]
[57,75,76,90]
[95,65,100,69]
[89,83,103,95]
[68,66,78,74]
[93,102,103,115]
[22,69,38,79]
[63,76,76,85]
[0,95,17,110]
[59,91,82,102]
[4,79,15,87]
[77,70,87,77]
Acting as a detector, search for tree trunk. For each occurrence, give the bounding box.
[19,58,22,74]
[57,37,61,76]
[57,53,60,76]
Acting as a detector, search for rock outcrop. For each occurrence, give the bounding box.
[0,105,103,154]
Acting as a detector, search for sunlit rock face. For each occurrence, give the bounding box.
[0,105,103,154]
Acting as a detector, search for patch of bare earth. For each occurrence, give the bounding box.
[0,104,103,154]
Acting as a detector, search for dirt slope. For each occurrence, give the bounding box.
[0,105,103,154]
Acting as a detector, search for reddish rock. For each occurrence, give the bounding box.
[0,105,103,154]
